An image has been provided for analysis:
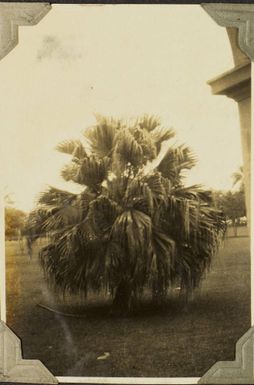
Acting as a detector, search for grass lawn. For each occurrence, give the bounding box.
[5,227,250,377]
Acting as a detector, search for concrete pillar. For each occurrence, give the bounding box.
[238,97,251,224]
[207,28,251,228]
[202,3,254,231]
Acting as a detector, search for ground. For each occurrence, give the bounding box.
[6,226,250,377]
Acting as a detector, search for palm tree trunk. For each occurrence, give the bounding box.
[152,276,167,305]
[233,218,238,237]
[112,280,133,315]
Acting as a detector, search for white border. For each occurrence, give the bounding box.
[251,62,254,327]
[0,5,252,384]
[0,193,6,324]
[56,377,200,384]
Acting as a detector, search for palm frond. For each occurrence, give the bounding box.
[56,139,87,159]
[136,114,161,132]
[40,222,108,295]
[61,163,79,183]
[172,184,213,204]
[150,228,176,297]
[113,129,143,172]
[41,205,82,232]
[132,127,157,162]
[232,166,244,189]
[144,172,168,208]
[158,144,197,185]
[151,127,175,152]
[123,176,154,216]
[88,196,121,237]
[164,194,226,289]
[84,116,121,158]
[38,187,77,206]
[110,210,152,270]
[77,156,110,191]
[106,175,129,205]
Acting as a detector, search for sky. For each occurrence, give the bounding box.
[0,4,243,212]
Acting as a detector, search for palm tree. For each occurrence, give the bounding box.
[26,115,226,313]
[232,166,244,191]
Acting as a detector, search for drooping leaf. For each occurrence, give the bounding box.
[77,156,110,191]
[151,127,175,152]
[38,187,77,207]
[113,129,143,172]
[88,196,121,236]
[61,163,80,183]
[56,139,87,159]
[136,114,161,132]
[84,116,121,158]
[158,144,197,185]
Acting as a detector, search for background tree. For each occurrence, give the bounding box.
[213,189,246,237]
[213,165,246,237]
[26,115,226,313]
[5,207,27,239]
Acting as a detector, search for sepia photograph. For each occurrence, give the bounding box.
[1,3,251,381]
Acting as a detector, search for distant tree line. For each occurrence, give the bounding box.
[5,207,27,239]
[213,167,246,237]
